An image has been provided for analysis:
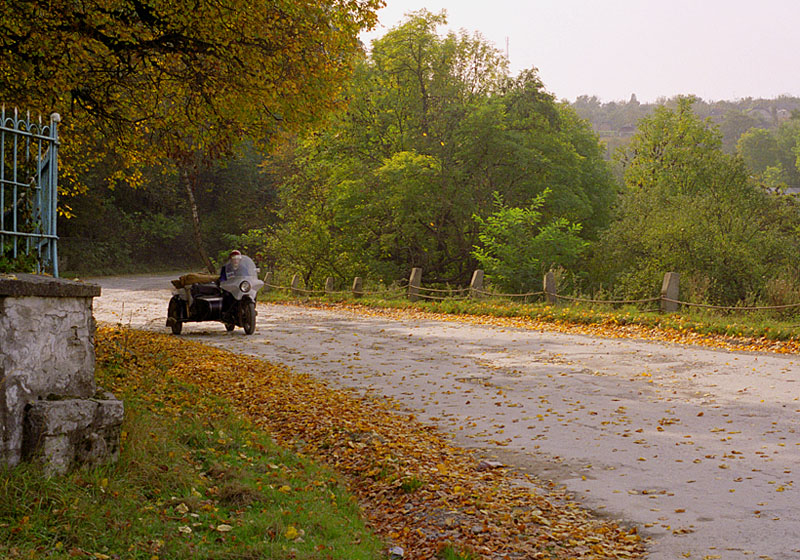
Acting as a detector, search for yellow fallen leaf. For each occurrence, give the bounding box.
[285,526,299,540]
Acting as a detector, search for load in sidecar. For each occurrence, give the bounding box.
[166,254,264,335]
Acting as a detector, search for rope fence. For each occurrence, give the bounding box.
[555,294,661,305]
[660,298,800,312]
[260,268,800,316]
[472,288,544,298]
[417,285,470,294]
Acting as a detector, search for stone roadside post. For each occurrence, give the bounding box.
[408,268,422,302]
[470,270,484,298]
[352,277,363,297]
[661,272,680,313]
[291,273,302,296]
[544,271,557,305]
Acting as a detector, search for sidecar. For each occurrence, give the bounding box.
[166,256,263,335]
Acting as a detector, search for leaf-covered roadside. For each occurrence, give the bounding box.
[98,327,644,559]
[279,297,800,355]
[0,337,382,560]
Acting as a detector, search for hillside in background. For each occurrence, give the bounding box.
[571,94,800,157]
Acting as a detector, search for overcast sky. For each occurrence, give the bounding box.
[360,0,800,103]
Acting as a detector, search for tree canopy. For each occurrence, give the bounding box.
[596,98,799,304]
[2,0,383,268]
[262,11,615,287]
[1,0,381,131]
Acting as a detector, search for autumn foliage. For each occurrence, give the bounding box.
[98,327,644,559]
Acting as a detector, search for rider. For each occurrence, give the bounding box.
[220,250,242,282]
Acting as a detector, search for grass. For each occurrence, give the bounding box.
[437,545,478,560]
[259,289,800,344]
[0,345,384,559]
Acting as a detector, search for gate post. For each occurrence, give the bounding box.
[49,113,60,277]
[325,277,335,294]
[262,272,273,293]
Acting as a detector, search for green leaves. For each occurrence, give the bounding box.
[260,11,613,286]
[597,98,800,304]
[472,191,587,293]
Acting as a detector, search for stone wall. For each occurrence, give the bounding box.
[0,273,117,471]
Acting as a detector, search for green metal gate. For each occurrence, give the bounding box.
[1,107,60,276]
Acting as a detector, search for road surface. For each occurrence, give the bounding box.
[92,274,800,560]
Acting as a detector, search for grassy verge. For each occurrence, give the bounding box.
[81,328,644,559]
[0,335,383,559]
[259,291,800,351]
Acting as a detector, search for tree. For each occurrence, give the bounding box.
[737,128,782,174]
[718,111,762,153]
[597,97,796,304]
[472,191,587,293]
[736,116,800,192]
[264,11,615,284]
[1,0,383,268]
[1,0,381,129]
[774,115,800,189]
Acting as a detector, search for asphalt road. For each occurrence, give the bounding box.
[92,274,800,560]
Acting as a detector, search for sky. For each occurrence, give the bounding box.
[360,0,800,103]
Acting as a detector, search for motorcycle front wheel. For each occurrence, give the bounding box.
[241,300,256,335]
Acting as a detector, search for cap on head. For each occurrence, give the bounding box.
[229,250,241,258]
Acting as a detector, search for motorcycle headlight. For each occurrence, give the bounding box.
[239,280,251,292]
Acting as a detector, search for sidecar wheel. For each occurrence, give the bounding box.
[242,301,256,335]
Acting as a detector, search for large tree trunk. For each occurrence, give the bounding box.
[181,169,215,273]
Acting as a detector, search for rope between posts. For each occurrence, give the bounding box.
[472,288,544,298]
[417,293,470,301]
[292,286,328,295]
[662,298,800,311]
[362,283,409,296]
[417,285,470,294]
[266,276,800,313]
[555,294,661,305]
[266,281,408,296]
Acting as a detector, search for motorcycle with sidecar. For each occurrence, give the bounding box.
[166,255,264,335]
